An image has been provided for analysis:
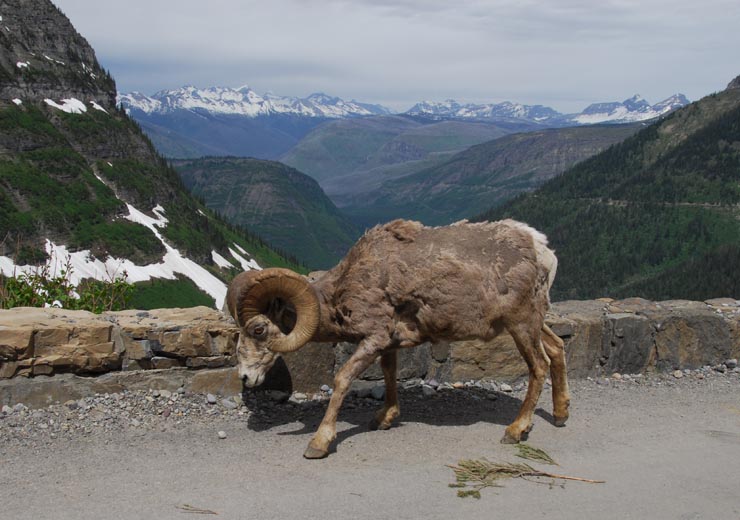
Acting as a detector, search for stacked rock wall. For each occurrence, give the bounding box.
[1,298,739,407]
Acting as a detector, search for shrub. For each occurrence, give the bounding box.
[0,259,133,313]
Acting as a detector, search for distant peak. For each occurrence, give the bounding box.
[727,75,740,90]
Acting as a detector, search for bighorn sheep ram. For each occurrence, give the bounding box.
[225,219,570,459]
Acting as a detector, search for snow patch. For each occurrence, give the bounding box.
[43,54,65,65]
[229,247,261,271]
[12,98,21,105]
[0,203,269,309]
[16,61,29,69]
[212,251,234,269]
[0,203,243,310]
[122,203,228,308]
[90,101,108,113]
[233,243,248,256]
[197,209,206,217]
[44,98,87,114]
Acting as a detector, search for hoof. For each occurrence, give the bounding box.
[368,418,393,431]
[554,415,568,427]
[500,431,520,444]
[303,446,329,459]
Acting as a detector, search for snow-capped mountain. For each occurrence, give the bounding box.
[568,94,690,124]
[405,94,690,125]
[406,99,560,122]
[118,86,391,118]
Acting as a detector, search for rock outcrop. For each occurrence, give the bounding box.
[0,0,116,106]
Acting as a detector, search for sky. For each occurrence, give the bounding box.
[53,0,740,113]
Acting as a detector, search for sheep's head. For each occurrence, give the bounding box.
[225,268,319,387]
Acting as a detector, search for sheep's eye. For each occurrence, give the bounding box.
[253,326,265,337]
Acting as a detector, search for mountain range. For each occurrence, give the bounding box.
[119,86,690,160]
[0,0,298,310]
[407,94,690,125]
[119,86,391,119]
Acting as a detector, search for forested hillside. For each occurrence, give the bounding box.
[175,157,359,269]
[477,79,740,301]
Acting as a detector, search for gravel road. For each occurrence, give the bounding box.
[2,368,739,520]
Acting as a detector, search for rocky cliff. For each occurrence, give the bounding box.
[0,0,115,106]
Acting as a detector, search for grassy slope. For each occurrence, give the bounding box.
[475,88,740,301]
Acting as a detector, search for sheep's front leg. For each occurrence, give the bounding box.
[304,338,382,459]
[369,350,400,431]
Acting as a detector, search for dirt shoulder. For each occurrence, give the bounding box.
[2,372,739,520]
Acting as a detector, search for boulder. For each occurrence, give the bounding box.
[282,341,336,391]
[601,313,655,374]
[548,300,607,377]
[650,301,733,370]
[188,367,243,396]
[450,335,527,382]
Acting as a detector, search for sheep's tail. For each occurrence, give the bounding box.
[507,220,558,294]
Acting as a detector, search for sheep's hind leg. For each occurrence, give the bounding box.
[541,324,570,426]
[501,321,548,444]
[369,350,400,431]
[304,338,382,459]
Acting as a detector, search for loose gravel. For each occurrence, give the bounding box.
[2,363,739,453]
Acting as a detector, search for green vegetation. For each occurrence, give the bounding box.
[476,88,740,301]
[175,157,358,269]
[0,261,133,313]
[281,115,509,185]
[341,124,640,227]
[128,276,215,310]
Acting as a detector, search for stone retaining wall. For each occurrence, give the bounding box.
[1,298,739,406]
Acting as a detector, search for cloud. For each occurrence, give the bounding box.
[55,0,740,112]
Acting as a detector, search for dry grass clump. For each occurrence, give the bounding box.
[448,446,604,499]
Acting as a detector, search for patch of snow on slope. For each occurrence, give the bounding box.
[12,98,21,105]
[16,61,29,69]
[212,251,234,269]
[120,204,228,307]
[233,243,248,256]
[229,247,261,271]
[90,101,108,113]
[44,98,87,114]
[0,204,246,309]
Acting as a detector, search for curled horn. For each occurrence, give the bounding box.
[225,268,319,353]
